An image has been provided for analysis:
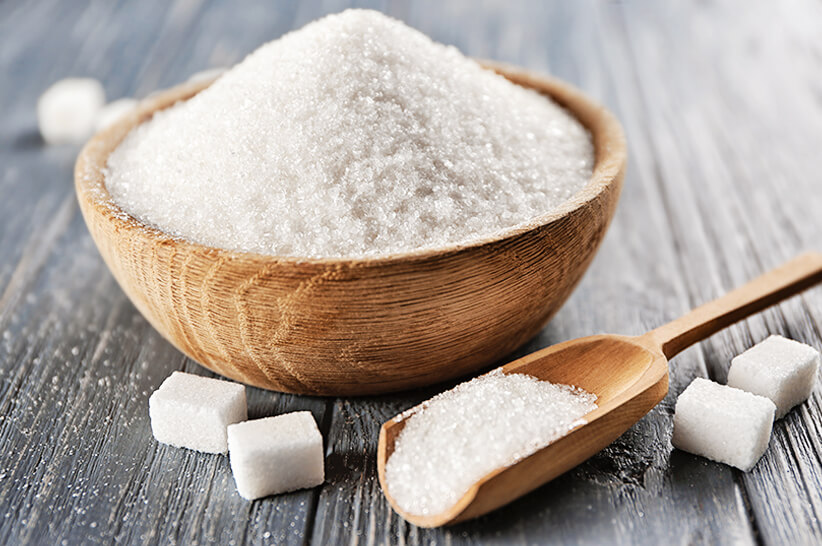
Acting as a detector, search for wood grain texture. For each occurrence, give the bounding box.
[378,334,670,528]
[74,64,625,396]
[376,253,822,527]
[1,0,821,544]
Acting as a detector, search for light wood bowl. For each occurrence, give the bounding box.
[74,61,626,396]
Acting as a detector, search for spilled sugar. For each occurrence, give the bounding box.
[384,369,597,516]
[105,9,594,259]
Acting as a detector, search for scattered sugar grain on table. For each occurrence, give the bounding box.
[384,369,597,516]
[105,9,593,259]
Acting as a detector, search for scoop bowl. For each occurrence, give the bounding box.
[378,333,667,527]
[74,61,626,396]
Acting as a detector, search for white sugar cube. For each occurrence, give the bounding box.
[95,98,138,131]
[727,335,819,419]
[672,378,775,471]
[227,412,324,500]
[187,67,227,84]
[149,371,247,454]
[37,78,105,144]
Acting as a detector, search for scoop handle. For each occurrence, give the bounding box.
[645,252,822,359]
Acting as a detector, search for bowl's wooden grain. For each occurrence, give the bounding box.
[74,61,626,396]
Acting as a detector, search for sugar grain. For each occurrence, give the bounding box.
[384,369,597,516]
[105,10,593,258]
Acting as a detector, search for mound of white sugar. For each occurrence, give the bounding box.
[384,369,597,516]
[105,9,594,258]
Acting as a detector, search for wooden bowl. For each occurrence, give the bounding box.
[74,61,626,396]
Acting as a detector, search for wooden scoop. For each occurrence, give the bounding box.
[377,252,822,527]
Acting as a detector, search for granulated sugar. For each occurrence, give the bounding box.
[105,10,593,258]
[384,369,597,516]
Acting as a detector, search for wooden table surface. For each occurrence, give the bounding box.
[2,1,822,544]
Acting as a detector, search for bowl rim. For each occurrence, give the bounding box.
[75,60,626,267]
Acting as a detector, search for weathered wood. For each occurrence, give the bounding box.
[617,1,822,543]
[376,253,822,527]
[314,2,760,544]
[0,1,327,545]
[1,0,822,544]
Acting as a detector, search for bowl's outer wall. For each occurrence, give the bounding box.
[74,65,625,396]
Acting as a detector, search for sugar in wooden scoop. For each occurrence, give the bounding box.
[384,370,597,517]
[105,9,593,258]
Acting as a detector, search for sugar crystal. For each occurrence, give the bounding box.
[384,369,597,516]
[105,10,593,258]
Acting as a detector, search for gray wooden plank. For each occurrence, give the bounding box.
[620,1,822,543]
[2,0,822,544]
[0,1,331,545]
[310,1,758,544]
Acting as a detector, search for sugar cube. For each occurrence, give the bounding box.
[95,98,138,132]
[227,412,324,500]
[149,371,247,454]
[727,335,820,419]
[37,78,105,144]
[672,378,775,471]
[186,67,227,84]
